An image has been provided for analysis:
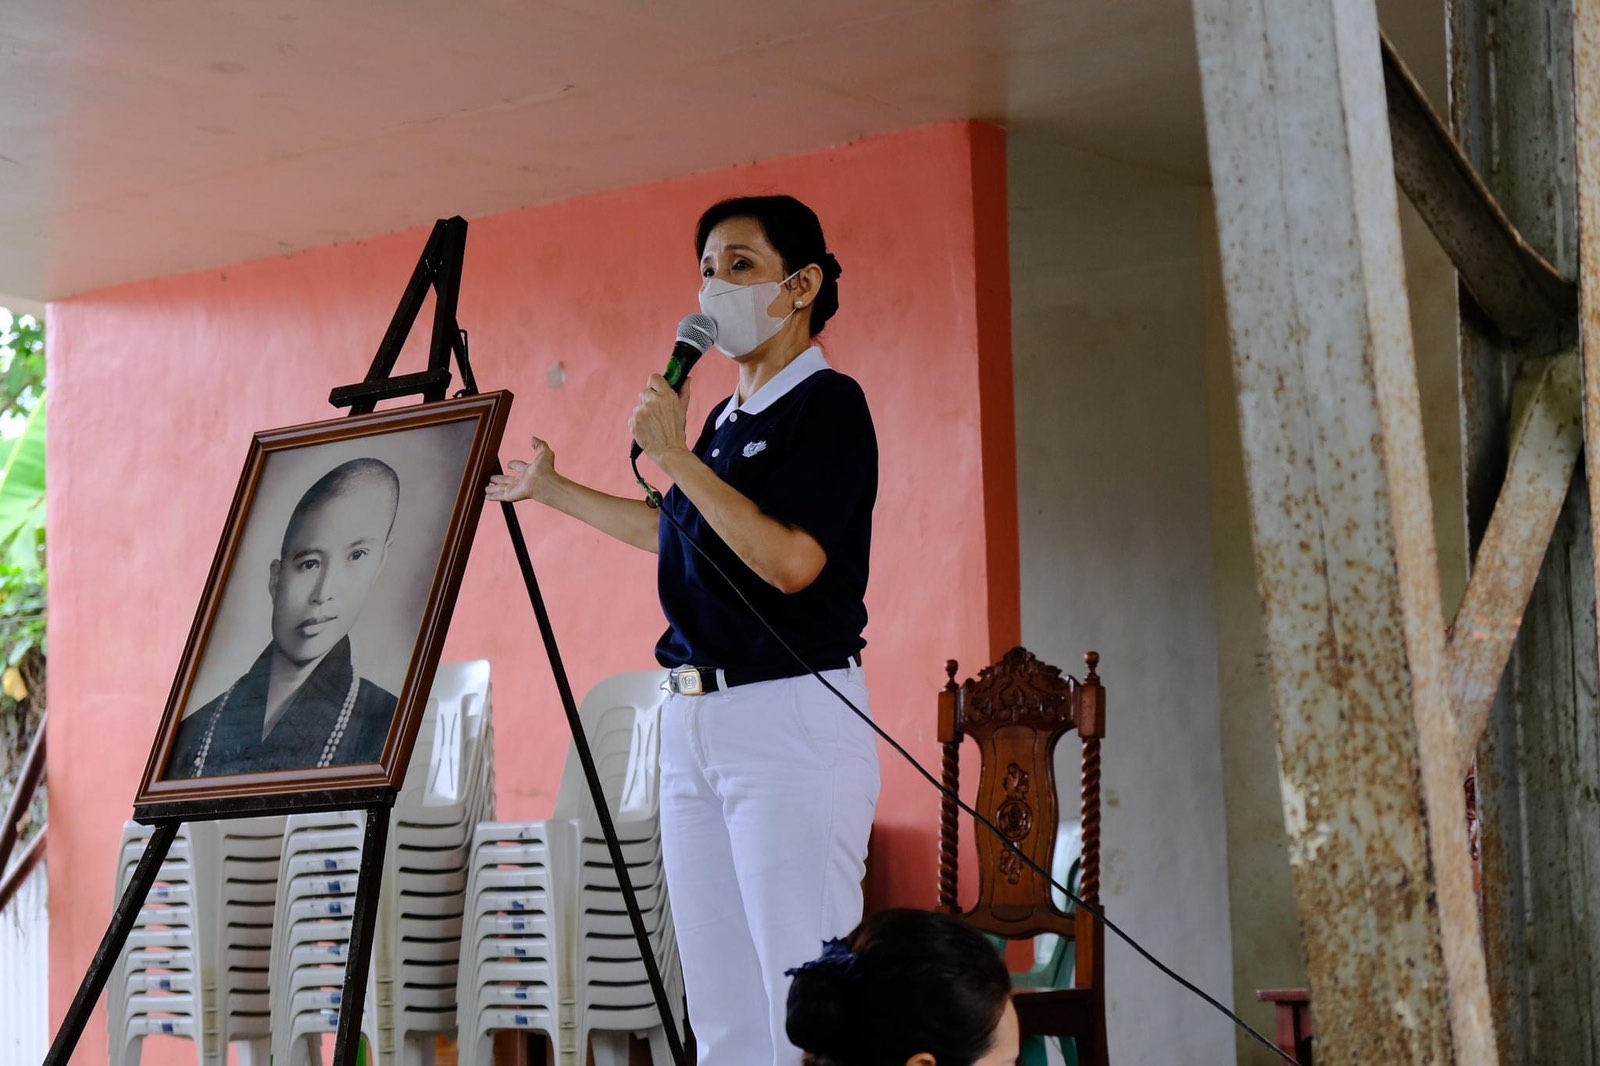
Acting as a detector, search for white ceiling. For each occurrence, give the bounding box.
[0,1,1448,302]
[1,0,1215,300]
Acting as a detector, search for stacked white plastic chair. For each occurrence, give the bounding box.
[267,811,374,1066]
[455,818,573,1063]
[568,675,682,1066]
[108,815,286,1066]
[374,658,495,1063]
[456,669,681,1066]
[267,659,494,1066]
[108,822,208,1066]
[209,816,289,1058]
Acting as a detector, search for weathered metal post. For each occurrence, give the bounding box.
[1193,0,1496,1060]
[1451,1,1600,1061]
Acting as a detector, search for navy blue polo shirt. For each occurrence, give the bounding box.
[655,347,877,674]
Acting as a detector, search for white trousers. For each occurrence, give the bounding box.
[659,665,881,1066]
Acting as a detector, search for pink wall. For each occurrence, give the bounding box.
[46,121,1017,1061]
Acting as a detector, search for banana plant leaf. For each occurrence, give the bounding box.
[0,400,46,570]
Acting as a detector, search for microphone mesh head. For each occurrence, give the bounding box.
[677,313,718,352]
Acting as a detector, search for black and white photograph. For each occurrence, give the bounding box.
[134,392,510,808]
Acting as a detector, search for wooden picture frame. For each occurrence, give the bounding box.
[133,392,511,818]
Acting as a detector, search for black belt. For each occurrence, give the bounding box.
[666,655,861,696]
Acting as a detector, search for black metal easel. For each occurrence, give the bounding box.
[44,217,688,1066]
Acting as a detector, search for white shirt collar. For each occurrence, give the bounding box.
[715,346,831,430]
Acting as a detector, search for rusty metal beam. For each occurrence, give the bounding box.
[1450,0,1600,1059]
[0,825,44,915]
[1567,3,1600,1049]
[1194,1,1496,1060]
[0,713,44,872]
[1384,33,1578,341]
[1578,0,1600,702]
[1448,352,1582,772]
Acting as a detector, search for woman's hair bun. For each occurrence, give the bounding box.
[786,910,1012,1066]
[822,252,843,281]
[785,963,858,1060]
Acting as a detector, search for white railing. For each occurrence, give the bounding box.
[0,859,49,1066]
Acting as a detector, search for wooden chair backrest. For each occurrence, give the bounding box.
[938,647,1105,947]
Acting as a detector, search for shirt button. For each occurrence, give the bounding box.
[711,448,720,458]
[729,412,739,422]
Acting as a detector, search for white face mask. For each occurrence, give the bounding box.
[698,269,802,358]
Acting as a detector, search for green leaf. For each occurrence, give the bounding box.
[0,399,46,570]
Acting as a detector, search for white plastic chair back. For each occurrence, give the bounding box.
[402,659,490,807]
[552,671,667,825]
[615,708,660,819]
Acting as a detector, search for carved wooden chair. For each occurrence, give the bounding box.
[938,647,1108,1066]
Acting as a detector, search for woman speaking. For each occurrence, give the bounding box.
[487,194,881,1066]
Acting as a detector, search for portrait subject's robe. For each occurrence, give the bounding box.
[168,637,397,778]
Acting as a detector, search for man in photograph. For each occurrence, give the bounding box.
[169,457,402,777]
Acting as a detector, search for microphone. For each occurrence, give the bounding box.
[632,313,718,461]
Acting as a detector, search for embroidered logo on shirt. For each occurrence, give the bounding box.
[743,440,768,458]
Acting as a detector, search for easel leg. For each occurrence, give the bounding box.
[333,804,393,1066]
[44,820,179,1066]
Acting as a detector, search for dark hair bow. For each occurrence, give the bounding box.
[785,937,860,978]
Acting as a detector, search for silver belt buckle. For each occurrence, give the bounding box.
[670,666,706,696]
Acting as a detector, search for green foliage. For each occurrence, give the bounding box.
[0,308,45,574]
[0,562,45,669]
[0,309,44,429]
[0,402,46,570]
[0,308,44,740]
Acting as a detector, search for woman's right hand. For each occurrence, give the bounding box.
[486,436,560,504]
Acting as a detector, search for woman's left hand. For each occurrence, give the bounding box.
[629,374,691,461]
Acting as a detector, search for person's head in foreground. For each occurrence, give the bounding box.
[270,457,399,667]
[786,908,1018,1066]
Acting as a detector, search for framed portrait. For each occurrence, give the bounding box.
[133,392,511,817]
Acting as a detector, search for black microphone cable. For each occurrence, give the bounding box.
[629,451,1304,1066]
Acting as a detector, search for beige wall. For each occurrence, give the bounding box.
[1009,129,1237,1064]
[1199,213,1301,1064]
